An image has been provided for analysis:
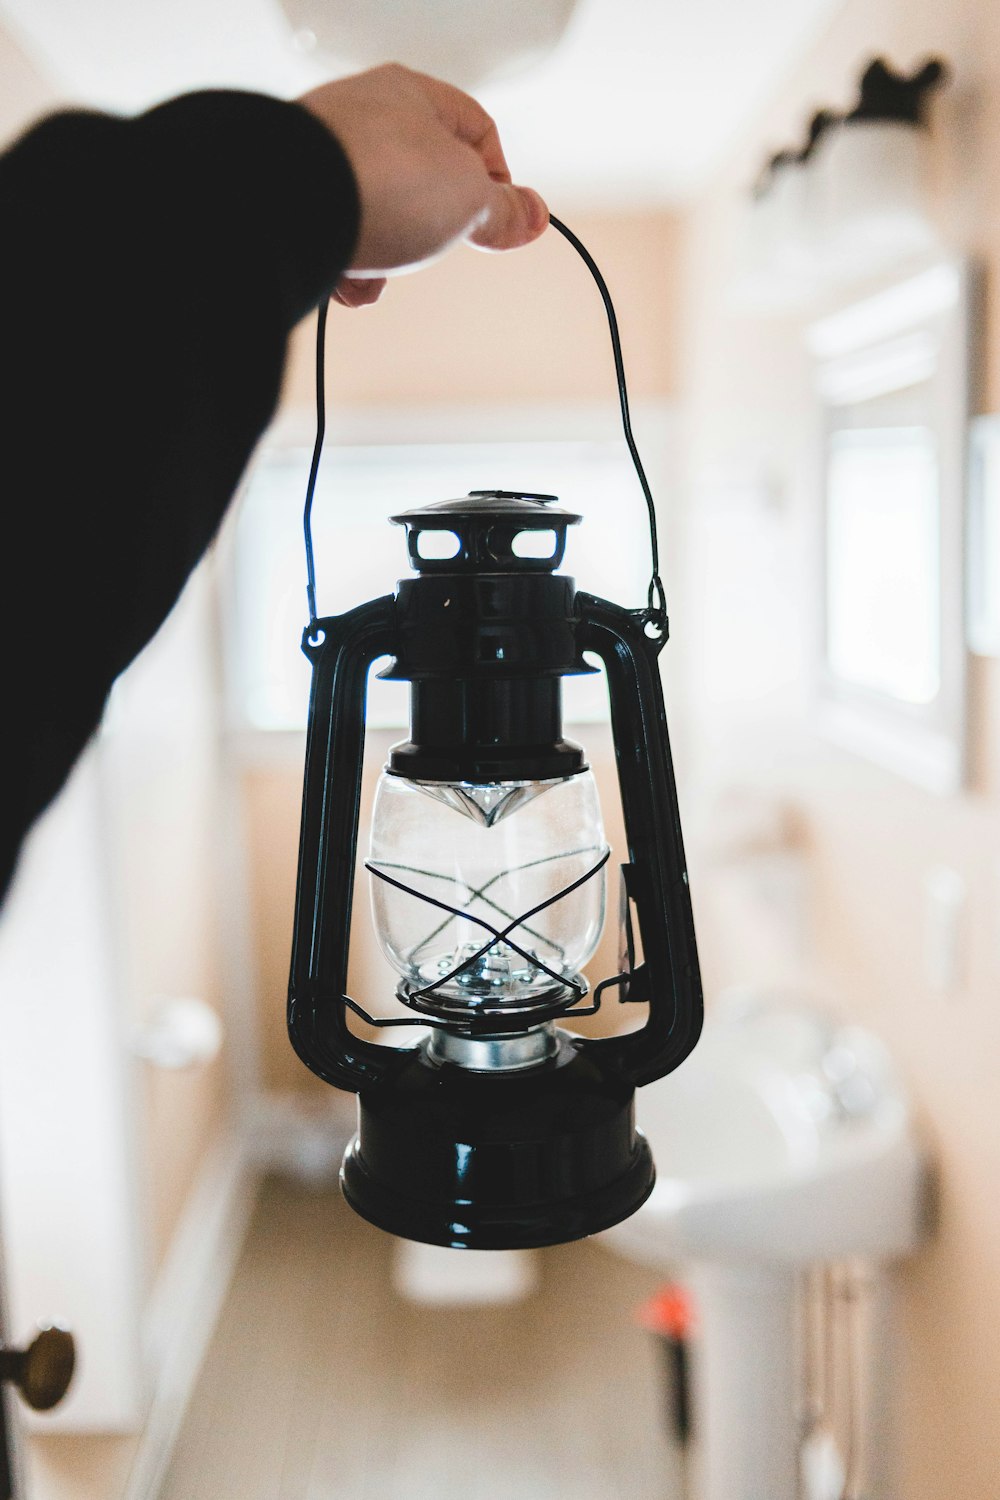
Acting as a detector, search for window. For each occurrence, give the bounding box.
[807,261,972,793]
[825,425,940,705]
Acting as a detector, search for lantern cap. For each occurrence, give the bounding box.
[391,489,580,524]
[391,490,581,575]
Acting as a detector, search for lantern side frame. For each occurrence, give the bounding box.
[287,593,406,1092]
[287,586,702,1096]
[573,591,703,1088]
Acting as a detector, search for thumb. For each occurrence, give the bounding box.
[466,183,549,253]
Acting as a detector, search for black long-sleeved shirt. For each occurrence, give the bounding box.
[0,90,359,896]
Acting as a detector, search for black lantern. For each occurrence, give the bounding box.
[287,221,702,1250]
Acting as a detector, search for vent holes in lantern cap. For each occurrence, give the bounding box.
[511,529,558,560]
[415,529,462,562]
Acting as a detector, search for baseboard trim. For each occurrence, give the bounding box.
[122,1128,261,1500]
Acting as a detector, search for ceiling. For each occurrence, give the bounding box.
[0,0,843,205]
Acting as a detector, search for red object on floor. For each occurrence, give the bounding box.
[636,1283,696,1340]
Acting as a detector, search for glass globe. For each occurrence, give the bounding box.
[369,769,607,1019]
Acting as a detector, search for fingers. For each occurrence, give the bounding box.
[403,70,547,250]
[466,182,549,252]
[331,275,387,308]
[303,64,548,277]
[406,68,513,184]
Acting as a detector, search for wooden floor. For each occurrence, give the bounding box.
[159,1178,683,1500]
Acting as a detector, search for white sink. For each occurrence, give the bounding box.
[602,996,927,1500]
[604,995,926,1266]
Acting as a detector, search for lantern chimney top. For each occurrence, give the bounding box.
[391,490,582,574]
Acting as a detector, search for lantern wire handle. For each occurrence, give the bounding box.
[547,215,667,630]
[302,297,327,631]
[302,219,666,630]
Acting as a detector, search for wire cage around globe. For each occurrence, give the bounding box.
[368,767,608,1031]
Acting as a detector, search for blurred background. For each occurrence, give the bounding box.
[0,1,998,1497]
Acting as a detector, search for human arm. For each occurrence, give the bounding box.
[0,68,546,894]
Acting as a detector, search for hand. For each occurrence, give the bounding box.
[299,63,548,309]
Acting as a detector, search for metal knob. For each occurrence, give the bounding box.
[0,1327,76,1411]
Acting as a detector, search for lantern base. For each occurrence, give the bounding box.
[339,1030,655,1250]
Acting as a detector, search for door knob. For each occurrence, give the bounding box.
[0,1327,75,1411]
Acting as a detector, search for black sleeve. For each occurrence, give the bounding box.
[0,90,359,894]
